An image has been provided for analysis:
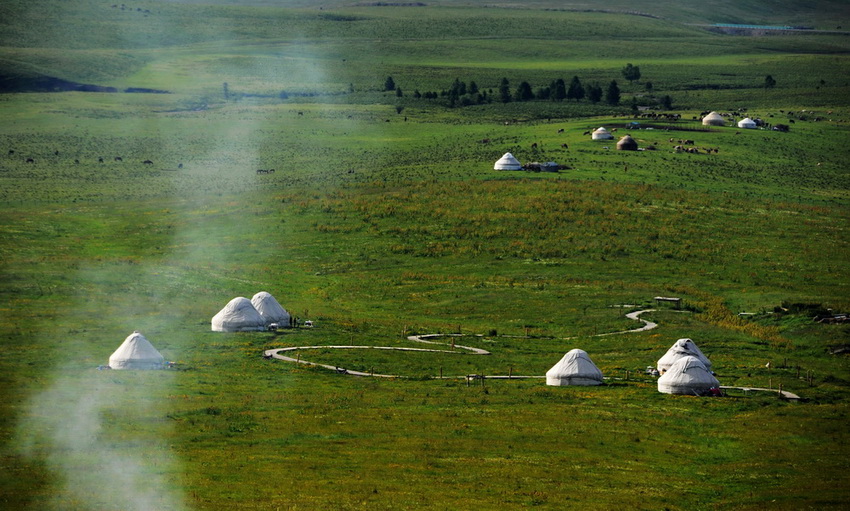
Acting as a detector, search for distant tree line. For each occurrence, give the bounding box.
[386,74,631,108]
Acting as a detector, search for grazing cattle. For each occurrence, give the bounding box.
[142,160,153,165]
[611,128,618,132]
[178,163,183,169]
[557,128,564,133]
[531,142,538,149]
[74,159,80,164]
[54,150,59,156]
[114,156,123,162]
[297,111,303,116]
[98,157,104,163]
[257,169,275,174]
[583,131,590,136]
[561,143,568,149]
[8,150,14,155]
[480,138,490,144]
[25,157,34,163]
[674,145,684,153]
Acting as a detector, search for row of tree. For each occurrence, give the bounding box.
[385,75,626,107]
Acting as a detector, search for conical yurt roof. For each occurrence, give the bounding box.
[616,135,638,150]
[657,356,720,395]
[251,291,291,326]
[546,349,604,386]
[591,127,614,140]
[211,297,266,332]
[494,152,522,170]
[657,338,712,373]
[109,331,164,370]
[737,117,757,129]
[702,111,725,126]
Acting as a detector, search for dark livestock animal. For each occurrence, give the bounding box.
[114,156,123,162]
[142,160,154,165]
[531,142,538,149]
[557,128,564,133]
[25,157,34,163]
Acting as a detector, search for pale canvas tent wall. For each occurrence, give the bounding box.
[591,127,614,140]
[657,338,712,373]
[211,297,266,332]
[657,356,720,395]
[616,135,638,151]
[737,117,757,129]
[546,349,604,386]
[109,331,164,370]
[702,111,725,126]
[251,291,291,327]
[494,152,522,170]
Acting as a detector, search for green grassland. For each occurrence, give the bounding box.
[1,1,850,510]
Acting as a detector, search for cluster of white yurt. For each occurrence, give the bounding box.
[494,152,522,170]
[108,331,165,370]
[656,338,719,395]
[591,127,614,140]
[546,349,604,386]
[212,291,290,332]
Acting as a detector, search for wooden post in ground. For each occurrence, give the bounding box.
[439,367,443,379]
[481,374,485,388]
[509,367,513,379]
[466,375,470,387]
[296,353,300,364]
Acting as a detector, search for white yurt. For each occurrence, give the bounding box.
[211,297,266,332]
[109,331,164,370]
[591,127,614,140]
[737,117,757,129]
[251,291,290,327]
[657,356,720,395]
[657,338,712,374]
[494,152,522,170]
[546,349,604,386]
[702,111,725,126]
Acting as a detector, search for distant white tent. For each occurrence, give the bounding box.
[109,331,164,370]
[657,356,720,395]
[251,291,291,327]
[591,127,614,140]
[494,152,522,170]
[657,338,712,374]
[546,349,604,386]
[702,111,725,126]
[737,117,757,129]
[211,297,266,332]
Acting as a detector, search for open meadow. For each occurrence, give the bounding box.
[1,1,849,510]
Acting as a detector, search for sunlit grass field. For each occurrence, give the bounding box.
[1,1,850,510]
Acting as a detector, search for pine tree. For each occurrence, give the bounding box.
[499,78,512,103]
[606,80,621,105]
[384,76,396,91]
[551,78,566,101]
[566,76,585,101]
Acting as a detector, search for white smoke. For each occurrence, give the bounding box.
[18,365,186,511]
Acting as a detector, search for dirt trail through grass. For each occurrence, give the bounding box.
[263,308,659,378]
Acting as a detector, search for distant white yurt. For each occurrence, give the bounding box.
[546,349,604,386]
[591,127,614,140]
[109,331,164,370]
[211,297,266,332]
[657,356,720,395]
[251,291,291,327]
[657,338,712,374]
[737,117,757,129]
[494,152,522,170]
[702,111,725,126]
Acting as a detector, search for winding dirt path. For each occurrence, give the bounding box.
[263,309,659,379]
